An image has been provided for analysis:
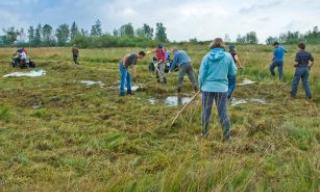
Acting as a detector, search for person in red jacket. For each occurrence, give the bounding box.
[155,44,167,84]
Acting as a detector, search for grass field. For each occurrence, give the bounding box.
[0,45,320,192]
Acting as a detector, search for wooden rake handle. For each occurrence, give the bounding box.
[170,91,201,128]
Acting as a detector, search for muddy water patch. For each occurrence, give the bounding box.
[80,80,105,88]
[106,85,140,91]
[148,95,193,107]
[119,85,140,91]
[231,97,268,106]
[239,79,255,86]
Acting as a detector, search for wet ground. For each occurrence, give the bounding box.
[80,80,105,87]
[239,78,256,86]
[147,95,268,107]
[231,97,268,106]
[148,95,193,107]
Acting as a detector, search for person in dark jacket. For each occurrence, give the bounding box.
[290,42,314,99]
[119,51,146,96]
[72,45,80,65]
[227,45,243,99]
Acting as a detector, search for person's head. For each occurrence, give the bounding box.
[298,42,306,50]
[138,51,146,59]
[171,47,178,54]
[158,44,164,49]
[229,45,236,52]
[273,42,279,47]
[210,38,225,49]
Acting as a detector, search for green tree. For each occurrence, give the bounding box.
[34,24,42,46]
[28,26,35,45]
[56,24,70,46]
[136,28,144,38]
[246,31,258,44]
[42,24,53,45]
[236,34,246,44]
[81,29,89,36]
[155,22,168,42]
[119,23,134,37]
[113,29,119,37]
[70,21,80,41]
[136,24,153,39]
[266,36,278,45]
[2,27,20,45]
[91,19,102,36]
[17,28,27,43]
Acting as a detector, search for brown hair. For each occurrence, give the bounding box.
[298,42,306,50]
[138,51,146,57]
[209,38,225,49]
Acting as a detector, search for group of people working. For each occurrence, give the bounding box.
[118,38,315,142]
[270,42,314,99]
[118,38,243,141]
[13,39,314,142]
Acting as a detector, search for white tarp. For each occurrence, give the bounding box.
[3,70,46,78]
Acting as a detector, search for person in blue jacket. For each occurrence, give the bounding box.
[169,48,198,93]
[270,42,287,80]
[198,38,237,141]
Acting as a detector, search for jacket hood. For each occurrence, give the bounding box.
[208,48,225,62]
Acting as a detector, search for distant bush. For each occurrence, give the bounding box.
[72,35,159,48]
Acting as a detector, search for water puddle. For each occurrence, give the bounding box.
[148,95,193,107]
[239,79,255,86]
[231,98,247,106]
[3,70,46,78]
[231,97,268,106]
[119,85,139,91]
[80,80,105,87]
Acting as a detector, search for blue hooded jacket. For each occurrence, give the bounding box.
[198,48,237,92]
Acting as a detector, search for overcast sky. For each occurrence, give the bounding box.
[0,0,319,42]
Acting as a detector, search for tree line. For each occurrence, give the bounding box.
[1,19,319,47]
[265,26,320,45]
[0,20,168,47]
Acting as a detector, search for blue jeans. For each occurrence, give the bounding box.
[270,61,284,80]
[202,92,231,140]
[227,75,236,99]
[119,63,132,96]
[291,67,312,98]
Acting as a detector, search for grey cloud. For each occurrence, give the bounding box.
[239,0,282,14]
